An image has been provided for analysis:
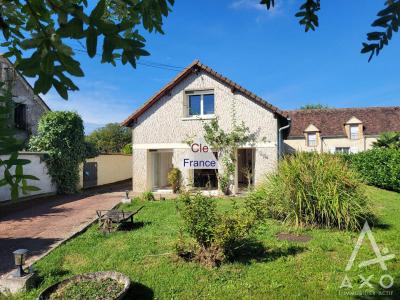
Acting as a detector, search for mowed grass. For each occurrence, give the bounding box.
[7,186,400,300]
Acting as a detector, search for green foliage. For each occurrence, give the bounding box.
[84,141,99,158]
[262,0,319,31]
[167,167,181,193]
[11,187,400,299]
[372,131,400,149]
[361,0,400,61]
[261,0,400,61]
[251,152,372,230]
[86,123,131,153]
[202,118,256,195]
[178,193,218,248]
[0,82,39,200]
[177,193,264,265]
[141,191,155,201]
[0,0,174,99]
[342,148,400,192]
[300,103,330,110]
[48,278,123,300]
[29,111,86,194]
[121,143,132,155]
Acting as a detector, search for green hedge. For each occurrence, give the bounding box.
[342,148,400,192]
[29,111,86,194]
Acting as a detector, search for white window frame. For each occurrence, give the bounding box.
[335,147,350,154]
[350,125,359,140]
[307,133,317,147]
[186,90,215,117]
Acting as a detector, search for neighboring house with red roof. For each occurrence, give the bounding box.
[122,60,289,194]
[284,107,400,154]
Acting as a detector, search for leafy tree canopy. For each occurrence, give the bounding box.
[261,0,400,61]
[0,0,174,99]
[300,103,330,110]
[86,122,130,153]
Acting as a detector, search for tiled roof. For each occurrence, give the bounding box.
[121,60,287,126]
[286,106,400,138]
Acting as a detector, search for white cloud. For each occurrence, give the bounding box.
[230,0,267,11]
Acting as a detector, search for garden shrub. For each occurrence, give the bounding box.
[141,191,155,201]
[167,168,181,193]
[121,143,132,155]
[28,111,86,194]
[177,193,263,267]
[178,193,218,248]
[251,152,372,230]
[342,148,400,192]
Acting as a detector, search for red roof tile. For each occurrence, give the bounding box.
[286,107,400,138]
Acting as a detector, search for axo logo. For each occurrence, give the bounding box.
[340,222,395,296]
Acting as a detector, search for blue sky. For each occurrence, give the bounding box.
[42,0,400,133]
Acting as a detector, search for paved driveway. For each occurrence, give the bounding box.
[0,181,130,275]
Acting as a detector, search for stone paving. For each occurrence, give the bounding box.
[0,181,130,275]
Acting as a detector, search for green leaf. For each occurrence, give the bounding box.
[34,72,52,94]
[57,54,84,77]
[23,185,41,192]
[41,52,55,74]
[20,38,43,49]
[19,174,40,181]
[90,0,106,22]
[53,80,68,100]
[86,27,97,58]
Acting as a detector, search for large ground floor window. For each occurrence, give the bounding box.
[193,152,218,189]
[193,169,218,189]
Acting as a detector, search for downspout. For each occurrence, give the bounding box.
[278,118,291,159]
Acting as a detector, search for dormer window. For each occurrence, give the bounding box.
[350,125,359,140]
[345,117,363,140]
[304,124,319,147]
[307,133,317,147]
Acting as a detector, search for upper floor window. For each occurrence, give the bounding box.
[350,125,359,140]
[307,133,317,147]
[187,91,214,116]
[14,103,27,130]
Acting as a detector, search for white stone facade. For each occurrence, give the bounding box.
[130,70,280,193]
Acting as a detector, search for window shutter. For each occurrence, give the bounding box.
[330,147,336,154]
[182,91,188,117]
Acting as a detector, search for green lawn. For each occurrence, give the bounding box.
[6,186,400,300]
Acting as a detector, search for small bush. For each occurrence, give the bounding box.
[342,148,400,192]
[141,191,155,201]
[121,143,132,155]
[218,173,231,195]
[168,168,181,193]
[177,193,263,267]
[178,193,217,248]
[251,152,372,230]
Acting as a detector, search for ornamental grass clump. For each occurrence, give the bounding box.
[251,152,373,230]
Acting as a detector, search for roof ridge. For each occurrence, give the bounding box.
[286,106,400,113]
[122,60,287,126]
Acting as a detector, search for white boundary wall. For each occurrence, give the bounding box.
[0,152,56,202]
